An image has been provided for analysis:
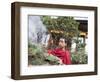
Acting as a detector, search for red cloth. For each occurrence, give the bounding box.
[48,48,71,65]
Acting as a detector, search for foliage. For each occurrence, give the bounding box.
[41,16,80,48]
[28,43,63,65]
[71,42,87,64]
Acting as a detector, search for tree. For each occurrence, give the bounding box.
[41,16,80,49]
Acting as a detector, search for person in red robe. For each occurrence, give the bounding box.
[48,38,71,65]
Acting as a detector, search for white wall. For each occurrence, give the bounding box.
[0,0,100,82]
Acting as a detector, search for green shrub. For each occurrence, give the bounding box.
[28,43,62,65]
[71,48,88,64]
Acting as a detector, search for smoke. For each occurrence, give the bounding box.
[28,16,49,45]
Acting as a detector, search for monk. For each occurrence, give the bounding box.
[48,38,71,65]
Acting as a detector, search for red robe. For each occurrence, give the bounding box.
[48,48,71,65]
